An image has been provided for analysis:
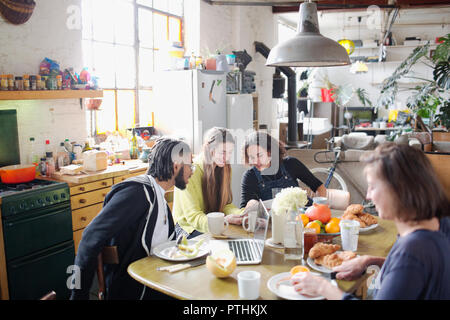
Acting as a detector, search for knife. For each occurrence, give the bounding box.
[157,257,207,273]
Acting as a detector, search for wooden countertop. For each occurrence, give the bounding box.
[47,160,148,186]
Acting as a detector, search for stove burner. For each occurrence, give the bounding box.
[0,179,58,197]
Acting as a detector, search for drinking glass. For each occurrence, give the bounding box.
[303,228,318,259]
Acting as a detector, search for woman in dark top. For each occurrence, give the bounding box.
[290,143,450,300]
[240,131,326,209]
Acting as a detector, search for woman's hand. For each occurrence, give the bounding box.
[332,255,385,281]
[243,199,259,214]
[332,255,370,281]
[225,214,243,225]
[290,272,343,300]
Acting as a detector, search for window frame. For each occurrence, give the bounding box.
[82,0,184,134]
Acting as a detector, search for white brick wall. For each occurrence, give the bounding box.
[189,1,278,130]
[0,0,87,164]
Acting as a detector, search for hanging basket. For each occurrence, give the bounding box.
[0,0,36,25]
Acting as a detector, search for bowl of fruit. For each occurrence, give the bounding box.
[298,203,340,243]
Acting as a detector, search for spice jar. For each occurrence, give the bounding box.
[56,75,62,90]
[47,76,57,90]
[8,75,14,90]
[41,76,48,90]
[30,75,37,90]
[23,75,30,90]
[0,75,8,91]
[15,76,23,90]
[36,75,42,90]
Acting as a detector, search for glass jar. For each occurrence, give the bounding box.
[14,76,23,90]
[47,76,57,90]
[23,75,30,90]
[0,75,8,91]
[303,228,318,259]
[30,75,37,90]
[56,75,62,90]
[283,206,303,261]
[8,75,14,90]
[41,76,48,90]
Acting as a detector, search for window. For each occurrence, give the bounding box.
[82,0,183,134]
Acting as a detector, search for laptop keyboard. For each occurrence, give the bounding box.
[228,240,258,262]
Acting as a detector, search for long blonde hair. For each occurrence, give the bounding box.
[202,127,235,213]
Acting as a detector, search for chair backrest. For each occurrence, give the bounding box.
[97,246,119,300]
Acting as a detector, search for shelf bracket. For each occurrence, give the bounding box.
[80,98,83,110]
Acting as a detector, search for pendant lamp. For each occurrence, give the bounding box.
[266,0,350,67]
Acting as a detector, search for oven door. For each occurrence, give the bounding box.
[7,240,75,300]
[2,202,73,261]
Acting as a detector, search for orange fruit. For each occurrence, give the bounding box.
[329,217,341,225]
[325,221,340,233]
[296,213,309,227]
[290,265,310,275]
[206,249,237,278]
[305,221,321,234]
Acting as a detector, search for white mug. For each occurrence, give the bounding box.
[207,212,229,236]
[242,211,257,233]
[238,271,261,300]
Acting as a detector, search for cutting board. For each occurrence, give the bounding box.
[51,161,148,185]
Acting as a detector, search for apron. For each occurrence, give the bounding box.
[252,163,298,201]
[252,163,313,206]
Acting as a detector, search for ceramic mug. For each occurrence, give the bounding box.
[242,211,257,233]
[207,212,229,236]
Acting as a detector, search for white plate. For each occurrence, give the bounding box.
[267,272,337,300]
[307,257,334,273]
[359,223,378,233]
[265,238,284,249]
[307,251,359,273]
[152,239,210,262]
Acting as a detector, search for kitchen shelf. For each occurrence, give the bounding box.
[371,81,428,88]
[351,43,438,51]
[0,90,103,100]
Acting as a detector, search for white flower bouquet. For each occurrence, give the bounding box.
[272,187,308,216]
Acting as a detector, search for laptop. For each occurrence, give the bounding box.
[210,199,271,265]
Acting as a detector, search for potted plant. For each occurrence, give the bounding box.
[377,33,450,128]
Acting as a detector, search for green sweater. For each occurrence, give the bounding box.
[172,154,243,234]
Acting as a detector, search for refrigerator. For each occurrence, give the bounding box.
[226,94,254,207]
[152,70,254,207]
[152,69,227,154]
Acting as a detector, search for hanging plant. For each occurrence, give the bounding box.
[0,0,35,25]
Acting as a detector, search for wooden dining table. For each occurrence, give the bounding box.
[127,210,398,300]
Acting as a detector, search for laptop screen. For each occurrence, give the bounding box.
[253,199,270,257]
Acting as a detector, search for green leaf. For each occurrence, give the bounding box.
[433,59,450,90]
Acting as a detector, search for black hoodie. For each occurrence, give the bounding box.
[70,175,175,300]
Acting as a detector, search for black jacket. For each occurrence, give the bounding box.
[70,175,175,300]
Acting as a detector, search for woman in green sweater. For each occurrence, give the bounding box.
[173,127,250,239]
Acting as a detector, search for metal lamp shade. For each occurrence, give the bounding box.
[266,1,350,67]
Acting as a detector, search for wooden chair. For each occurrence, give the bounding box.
[97,246,119,300]
[40,291,56,300]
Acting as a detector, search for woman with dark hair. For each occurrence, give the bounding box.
[290,143,450,300]
[173,127,253,238]
[240,131,326,209]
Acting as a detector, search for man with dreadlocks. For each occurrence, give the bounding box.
[71,137,193,300]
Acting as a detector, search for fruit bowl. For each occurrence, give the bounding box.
[317,232,340,244]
